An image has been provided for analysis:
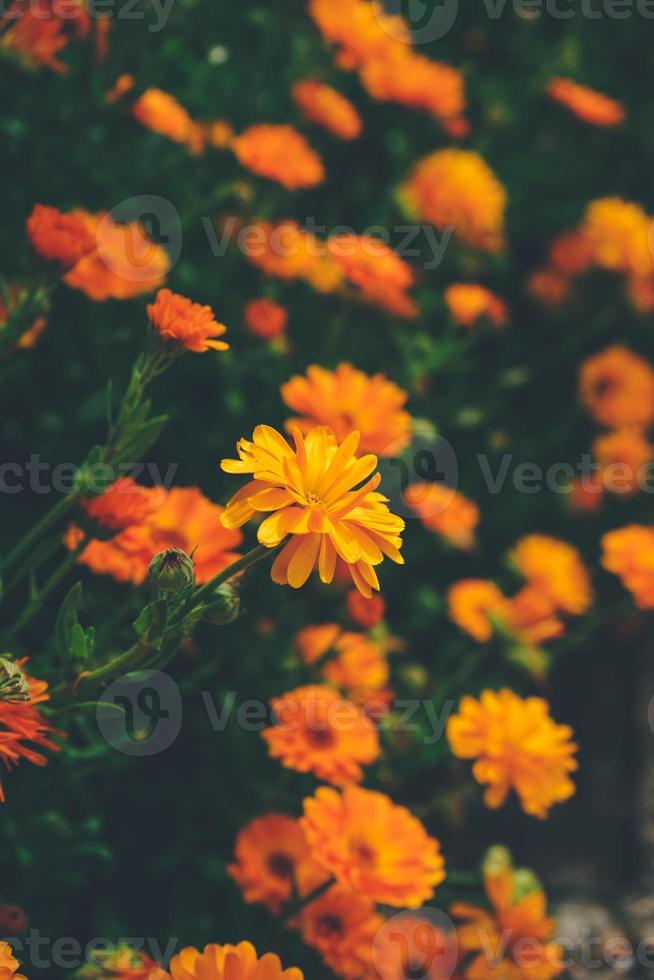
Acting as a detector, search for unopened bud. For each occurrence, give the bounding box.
[513,868,543,901]
[148,548,195,595]
[201,583,241,625]
[483,845,512,878]
[0,658,30,703]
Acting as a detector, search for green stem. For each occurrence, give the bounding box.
[49,636,156,705]
[190,544,274,606]
[2,490,83,581]
[7,534,90,638]
[282,878,335,923]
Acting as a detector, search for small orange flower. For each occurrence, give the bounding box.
[147,288,228,353]
[601,525,654,609]
[27,204,95,268]
[323,631,390,706]
[593,428,654,496]
[164,943,303,980]
[0,660,60,802]
[295,623,342,665]
[302,785,445,908]
[308,0,409,70]
[132,88,203,153]
[0,942,26,980]
[292,80,362,140]
[405,483,480,549]
[281,363,412,457]
[448,580,510,643]
[299,885,383,978]
[347,589,385,628]
[510,534,592,616]
[360,54,465,124]
[244,221,343,293]
[444,283,508,329]
[0,0,89,73]
[548,231,594,277]
[546,77,625,127]
[447,689,578,818]
[232,124,325,190]
[228,814,319,913]
[263,685,380,786]
[79,478,162,534]
[327,235,418,318]
[399,149,507,253]
[105,73,135,103]
[244,298,288,340]
[568,475,604,513]
[581,198,652,277]
[579,345,654,429]
[506,586,565,647]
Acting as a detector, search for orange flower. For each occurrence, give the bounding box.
[568,475,604,514]
[202,120,235,149]
[301,784,445,907]
[228,814,319,912]
[244,298,288,340]
[506,587,565,648]
[374,913,458,980]
[601,525,654,609]
[64,210,169,301]
[0,942,26,980]
[27,204,95,268]
[281,363,412,457]
[527,269,570,307]
[347,589,385,628]
[295,623,342,664]
[292,80,362,140]
[360,54,465,124]
[579,345,654,429]
[581,197,652,277]
[546,78,625,127]
[0,0,89,73]
[147,288,228,353]
[0,283,46,351]
[132,88,204,153]
[0,661,60,802]
[405,483,480,549]
[447,689,577,818]
[299,885,383,978]
[164,943,302,980]
[0,907,26,936]
[548,231,594,277]
[444,283,508,329]
[232,124,325,190]
[323,631,390,706]
[219,425,405,596]
[327,234,418,318]
[263,685,380,785]
[245,221,343,293]
[399,149,507,253]
[510,535,592,616]
[105,73,135,103]
[308,0,409,70]
[593,428,654,496]
[448,580,511,643]
[79,478,162,534]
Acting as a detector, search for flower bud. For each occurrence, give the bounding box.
[148,548,195,595]
[201,583,241,625]
[512,868,543,902]
[482,845,512,878]
[0,658,30,703]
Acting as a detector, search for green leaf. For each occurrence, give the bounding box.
[133,598,168,649]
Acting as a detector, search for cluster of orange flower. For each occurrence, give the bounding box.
[0,659,59,802]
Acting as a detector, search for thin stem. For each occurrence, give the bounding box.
[190,544,274,606]
[2,490,83,580]
[49,636,156,705]
[282,877,335,923]
[7,534,90,638]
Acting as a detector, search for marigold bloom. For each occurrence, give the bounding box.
[546,77,625,127]
[327,234,418,318]
[228,814,318,912]
[292,80,362,140]
[444,283,508,329]
[448,579,511,643]
[506,587,565,648]
[579,345,654,429]
[308,0,409,70]
[132,88,203,153]
[361,54,465,124]
[263,685,380,785]
[0,661,59,802]
[27,204,95,268]
[581,198,652,277]
[405,483,480,549]
[0,942,26,980]
[593,428,654,496]
[323,631,390,705]
[295,623,342,664]
[164,943,302,980]
[399,149,507,253]
[64,210,169,301]
[282,363,412,457]
[447,689,577,818]
[601,525,654,609]
[220,424,405,596]
[0,0,89,73]
[79,478,162,534]
[147,288,228,353]
[374,914,458,980]
[232,124,324,190]
[347,589,385,628]
[244,298,287,340]
[299,885,382,978]
[245,221,343,293]
[302,784,445,907]
[510,534,592,616]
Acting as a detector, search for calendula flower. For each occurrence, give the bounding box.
[64,210,169,300]
[132,88,204,153]
[405,483,480,550]
[601,525,654,609]
[301,784,445,907]
[374,914,458,980]
[346,589,385,628]
[281,363,412,456]
[0,283,47,351]
[299,885,383,979]
[228,814,320,912]
[232,124,325,190]
[263,685,380,785]
[79,478,162,534]
[447,689,578,818]
[245,221,343,293]
[511,535,592,616]
[448,580,511,643]
[220,424,405,596]
[163,943,303,980]
[452,848,564,980]
[295,623,342,664]
[506,587,565,647]
[27,204,95,268]
[593,428,654,496]
[0,660,60,802]
[244,298,288,340]
[147,288,229,353]
[0,0,89,73]
[360,54,465,125]
[308,0,408,70]
[581,198,652,277]
[444,283,508,329]
[546,77,625,127]
[323,631,390,706]
[327,234,418,318]
[0,942,26,980]
[399,149,507,253]
[292,80,362,140]
[579,345,654,429]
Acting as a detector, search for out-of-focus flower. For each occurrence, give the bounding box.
[548,231,594,277]
[281,363,412,456]
[506,586,565,647]
[79,478,162,535]
[601,525,654,609]
[327,234,418,318]
[78,945,165,979]
[64,210,170,301]
[405,483,480,549]
[232,124,325,189]
[347,589,385,628]
[244,298,288,340]
[510,534,592,616]
[399,149,507,253]
[568,475,604,513]
[0,0,89,73]
[527,268,570,306]
[323,631,390,706]
[220,425,405,597]
[444,283,508,329]
[374,914,458,980]
[447,689,577,818]
[360,54,465,125]
[0,660,60,802]
[201,120,234,149]
[105,73,135,103]
[299,885,383,978]
[147,288,229,353]
[546,77,625,127]
[0,942,26,980]
[132,88,204,153]
[163,943,303,980]
[593,428,654,496]
[301,784,445,907]
[263,685,380,785]
[228,814,319,913]
[448,579,510,643]
[579,345,654,429]
[295,623,342,664]
[581,197,652,277]
[0,907,26,936]
[292,80,362,140]
[308,0,409,70]
[0,283,47,351]
[27,204,95,268]
[244,220,343,293]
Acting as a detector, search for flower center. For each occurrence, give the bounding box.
[316,914,343,940]
[305,726,336,748]
[304,491,324,506]
[267,852,294,880]
[351,838,376,866]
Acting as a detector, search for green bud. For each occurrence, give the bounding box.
[0,658,30,703]
[201,583,241,625]
[148,548,195,595]
[513,868,543,902]
[482,845,512,878]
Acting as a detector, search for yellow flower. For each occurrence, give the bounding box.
[220,424,405,596]
[163,943,302,980]
[510,534,592,616]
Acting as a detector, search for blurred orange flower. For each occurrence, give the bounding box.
[79,478,162,534]
[601,525,654,609]
[299,885,382,978]
[164,943,302,980]
[132,88,204,153]
[581,197,652,277]
[0,0,89,73]
[295,623,342,664]
[308,0,408,70]
[245,220,343,293]
[147,288,229,353]
[374,914,457,980]
[27,204,95,268]
[510,535,592,616]
[579,345,654,429]
[327,234,418,318]
[444,283,508,329]
[593,428,654,496]
[323,631,390,705]
[244,298,288,340]
[360,54,465,125]
[405,483,480,549]
[0,660,60,802]
[292,80,362,140]
[232,124,325,189]
[447,579,510,643]
[346,589,385,628]
[546,77,625,127]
